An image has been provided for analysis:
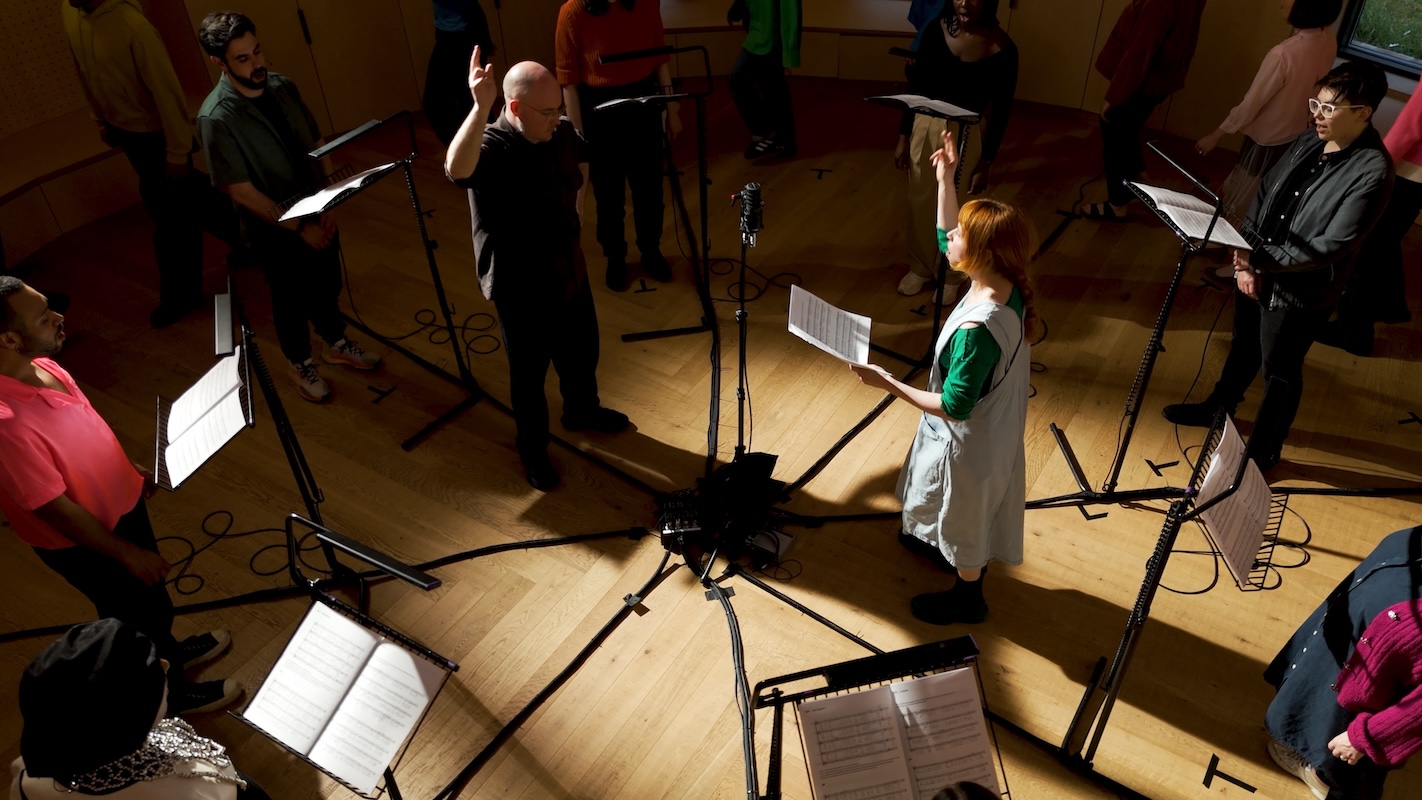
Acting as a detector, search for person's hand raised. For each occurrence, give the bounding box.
[468,45,497,109]
[930,128,958,186]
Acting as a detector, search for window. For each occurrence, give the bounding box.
[1339,0,1422,76]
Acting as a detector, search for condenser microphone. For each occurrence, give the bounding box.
[738,182,763,244]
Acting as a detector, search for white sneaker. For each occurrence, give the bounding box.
[322,338,382,370]
[288,360,330,402]
[897,272,929,295]
[1267,738,1329,800]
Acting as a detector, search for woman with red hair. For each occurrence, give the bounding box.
[851,129,1038,625]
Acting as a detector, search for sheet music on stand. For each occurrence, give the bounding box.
[154,345,255,491]
[1191,418,1286,590]
[754,637,1010,800]
[1127,182,1254,250]
[232,593,455,798]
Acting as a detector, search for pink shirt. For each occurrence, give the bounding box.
[0,358,143,550]
[1384,88,1422,183]
[1219,28,1337,147]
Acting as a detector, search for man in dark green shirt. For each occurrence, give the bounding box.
[195,11,380,403]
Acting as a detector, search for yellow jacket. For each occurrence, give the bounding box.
[62,0,194,163]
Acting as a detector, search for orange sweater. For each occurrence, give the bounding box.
[555,0,668,88]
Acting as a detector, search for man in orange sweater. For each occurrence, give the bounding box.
[1079,0,1207,221]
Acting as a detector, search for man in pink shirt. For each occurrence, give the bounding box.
[0,277,239,714]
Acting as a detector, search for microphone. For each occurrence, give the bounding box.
[599,45,676,65]
[738,183,763,239]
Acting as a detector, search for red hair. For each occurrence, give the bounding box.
[953,198,1042,341]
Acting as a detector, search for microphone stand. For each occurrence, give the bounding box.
[733,186,762,461]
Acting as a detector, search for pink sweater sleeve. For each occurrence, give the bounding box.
[1219,45,1285,135]
[1348,684,1422,767]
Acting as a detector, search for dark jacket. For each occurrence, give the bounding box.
[1264,525,1422,799]
[1248,126,1394,309]
[1094,0,1206,106]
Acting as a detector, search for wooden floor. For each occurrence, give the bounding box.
[3,77,1421,800]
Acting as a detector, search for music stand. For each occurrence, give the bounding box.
[233,515,454,800]
[286,111,500,452]
[754,636,1011,800]
[154,340,255,492]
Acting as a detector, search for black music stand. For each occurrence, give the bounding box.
[233,515,453,800]
[288,111,500,452]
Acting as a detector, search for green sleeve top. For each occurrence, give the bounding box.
[938,287,1023,420]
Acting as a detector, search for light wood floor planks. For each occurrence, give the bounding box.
[2,77,1421,799]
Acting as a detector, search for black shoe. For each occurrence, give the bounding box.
[1162,401,1231,427]
[149,296,202,329]
[562,406,630,434]
[749,140,797,161]
[1251,450,1282,474]
[897,530,956,575]
[524,455,561,492]
[168,678,242,714]
[910,589,988,626]
[643,250,673,282]
[175,630,231,670]
[606,257,629,292]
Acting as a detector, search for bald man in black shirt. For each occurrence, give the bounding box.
[446,51,630,491]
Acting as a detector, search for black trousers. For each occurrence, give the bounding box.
[578,77,666,262]
[107,127,206,307]
[34,498,177,659]
[729,47,796,144]
[1100,93,1164,207]
[495,286,602,460]
[1209,290,1331,457]
[251,227,347,364]
[1338,175,1421,326]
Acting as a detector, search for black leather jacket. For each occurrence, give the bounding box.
[1247,126,1394,309]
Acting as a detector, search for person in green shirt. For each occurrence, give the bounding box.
[195,12,381,403]
[726,0,801,159]
[851,129,1039,625]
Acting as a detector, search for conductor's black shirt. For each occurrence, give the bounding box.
[454,114,588,303]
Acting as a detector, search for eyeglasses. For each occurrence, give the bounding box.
[527,105,565,122]
[1308,98,1367,119]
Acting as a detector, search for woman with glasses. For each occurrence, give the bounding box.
[1194,0,1342,226]
[555,0,680,292]
[1162,62,1394,475]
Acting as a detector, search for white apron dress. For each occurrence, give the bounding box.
[897,296,1029,570]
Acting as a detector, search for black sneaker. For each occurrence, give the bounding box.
[606,257,629,292]
[562,407,630,434]
[910,589,988,626]
[642,250,673,282]
[1161,401,1231,427]
[744,137,772,159]
[168,678,242,714]
[524,454,561,492]
[175,630,231,670]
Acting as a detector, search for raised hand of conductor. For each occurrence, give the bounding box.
[931,128,959,188]
[468,45,496,110]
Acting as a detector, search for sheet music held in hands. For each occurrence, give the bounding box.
[1195,417,1272,588]
[243,602,446,796]
[1129,182,1253,250]
[788,285,871,365]
[162,346,247,488]
[279,162,400,221]
[867,94,980,123]
[797,667,1000,799]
